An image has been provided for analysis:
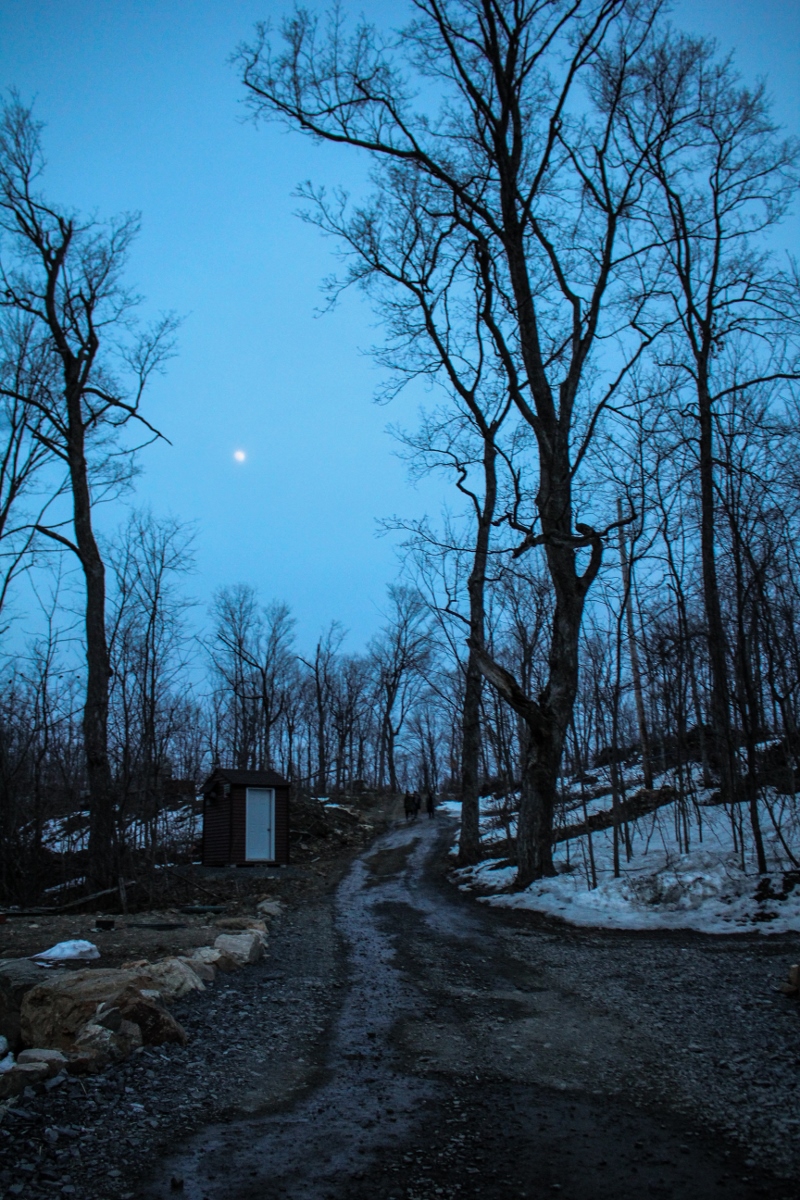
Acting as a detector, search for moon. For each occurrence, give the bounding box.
[233,449,246,463]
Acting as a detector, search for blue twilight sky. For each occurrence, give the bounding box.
[0,0,798,651]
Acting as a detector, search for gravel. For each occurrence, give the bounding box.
[0,817,797,1199]
[0,893,346,1200]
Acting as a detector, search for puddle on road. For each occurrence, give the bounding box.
[364,837,421,881]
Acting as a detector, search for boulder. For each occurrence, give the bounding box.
[0,1061,50,1099]
[74,1018,142,1062]
[213,932,264,965]
[191,946,238,972]
[0,958,49,1050]
[114,992,186,1047]
[93,1002,123,1032]
[138,957,205,1000]
[257,898,284,918]
[16,1048,68,1077]
[178,956,215,983]
[20,967,158,1051]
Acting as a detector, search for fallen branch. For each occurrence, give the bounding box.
[554,787,676,844]
[3,880,140,917]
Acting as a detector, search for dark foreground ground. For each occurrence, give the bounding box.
[1,815,798,1200]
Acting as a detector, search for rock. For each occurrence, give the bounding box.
[20,967,160,1051]
[191,946,238,972]
[257,898,284,918]
[114,992,187,1047]
[214,917,268,934]
[74,1018,142,1062]
[0,1051,14,1073]
[0,958,50,1050]
[93,1002,123,1032]
[178,956,215,983]
[64,1049,106,1076]
[0,1035,8,1057]
[0,1061,50,1099]
[16,1048,68,1077]
[213,932,264,965]
[138,958,205,1000]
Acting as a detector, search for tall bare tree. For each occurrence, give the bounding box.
[0,97,177,883]
[623,36,800,819]
[238,0,670,882]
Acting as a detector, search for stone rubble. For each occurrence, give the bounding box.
[0,912,274,1111]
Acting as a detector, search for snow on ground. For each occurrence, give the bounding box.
[40,803,201,855]
[447,789,800,935]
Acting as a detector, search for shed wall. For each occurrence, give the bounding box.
[203,780,290,866]
[202,795,231,865]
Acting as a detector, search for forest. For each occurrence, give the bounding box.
[2,0,800,916]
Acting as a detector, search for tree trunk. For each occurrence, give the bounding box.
[68,399,114,886]
[698,371,737,801]
[459,436,498,865]
[617,499,653,789]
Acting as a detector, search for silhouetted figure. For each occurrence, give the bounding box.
[404,792,421,821]
[426,791,435,819]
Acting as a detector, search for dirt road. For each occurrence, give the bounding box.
[140,815,799,1200]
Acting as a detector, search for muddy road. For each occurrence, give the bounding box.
[141,816,799,1200]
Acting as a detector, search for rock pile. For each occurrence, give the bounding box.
[0,915,273,1100]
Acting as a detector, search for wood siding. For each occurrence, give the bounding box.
[202,783,290,866]
[202,793,232,866]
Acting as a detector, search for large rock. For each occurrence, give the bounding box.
[138,957,205,1000]
[213,932,264,965]
[191,946,238,972]
[114,991,186,1047]
[0,1061,50,1099]
[20,967,158,1051]
[74,1018,142,1062]
[0,959,49,1050]
[16,1048,68,1077]
[178,956,215,983]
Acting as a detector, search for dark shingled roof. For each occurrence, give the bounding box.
[202,767,288,794]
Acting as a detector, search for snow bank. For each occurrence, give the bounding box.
[453,794,800,935]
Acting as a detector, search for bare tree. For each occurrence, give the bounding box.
[624,36,800,817]
[209,584,296,772]
[0,97,177,883]
[108,510,196,860]
[238,0,673,883]
[300,621,345,794]
[0,310,54,623]
[369,586,431,794]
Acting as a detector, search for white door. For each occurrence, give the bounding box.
[245,788,275,861]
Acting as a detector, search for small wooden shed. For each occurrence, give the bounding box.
[201,768,290,866]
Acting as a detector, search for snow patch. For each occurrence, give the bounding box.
[454,793,800,935]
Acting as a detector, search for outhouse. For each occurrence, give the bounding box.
[201,768,290,866]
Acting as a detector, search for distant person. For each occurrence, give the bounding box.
[426,791,435,819]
